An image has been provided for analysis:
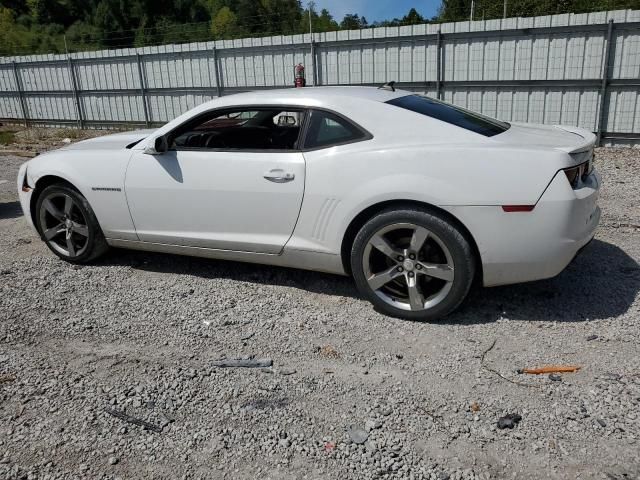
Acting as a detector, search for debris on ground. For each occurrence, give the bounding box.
[480,339,538,388]
[497,413,522,429]
[211,358,273,368]
[104,407,163,433]
[319,345,340,358]
[586,335,599,341]
[549,374,562,382]
[0,373,16,383]
[470,402,481,412]
[518,365,581,374]
[277,368,296,375]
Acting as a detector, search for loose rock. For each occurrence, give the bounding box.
[347,426,369,444]
[497,414,522,429]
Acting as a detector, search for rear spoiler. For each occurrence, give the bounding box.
[553,125,597,154]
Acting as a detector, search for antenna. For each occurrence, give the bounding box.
[378,81,396,92]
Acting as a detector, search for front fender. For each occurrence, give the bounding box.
[23,149,138,241]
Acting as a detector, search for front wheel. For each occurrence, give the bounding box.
[35,184,108,263]
[351,208,475,321]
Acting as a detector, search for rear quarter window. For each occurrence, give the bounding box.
[303,110,369,149]
[386,95,510,137]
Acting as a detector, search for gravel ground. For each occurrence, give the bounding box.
[0,149,639,480]
[0,125,113,155]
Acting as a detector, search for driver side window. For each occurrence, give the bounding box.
[170,109,304,151]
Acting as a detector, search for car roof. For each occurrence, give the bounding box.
[206,86,410,108]
[145,86,420,146]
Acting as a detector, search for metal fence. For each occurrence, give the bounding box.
[1,9,639,145]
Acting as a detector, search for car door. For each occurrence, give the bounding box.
[124,108,306,254]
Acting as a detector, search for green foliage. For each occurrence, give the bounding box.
[211,6,239,38]
[0,0,636,56]
[0,130,16,145]
[438,0,640,21]
[299,7,339,34]
[340,13,367,30]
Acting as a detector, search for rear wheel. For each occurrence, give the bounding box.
[35,184,108,263]
[351,208,475,321]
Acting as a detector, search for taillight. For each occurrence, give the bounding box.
[564,165,580,186]
[583,156,594,178]
[563,158,593,188]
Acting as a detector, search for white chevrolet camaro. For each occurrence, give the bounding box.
[17,86,600,320]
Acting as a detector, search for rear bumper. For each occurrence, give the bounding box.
[447,169,601,287]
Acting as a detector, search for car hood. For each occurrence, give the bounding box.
[494,122,596,153]
[60,129,156,151]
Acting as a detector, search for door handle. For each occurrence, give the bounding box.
[263,169,295,183]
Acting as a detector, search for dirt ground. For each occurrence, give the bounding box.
[0,144,639,480]
[0,124,115,155]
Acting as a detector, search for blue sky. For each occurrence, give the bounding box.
[312,0,442,23]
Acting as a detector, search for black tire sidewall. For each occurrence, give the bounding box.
[35,184,105,264]
[350,208,475,321]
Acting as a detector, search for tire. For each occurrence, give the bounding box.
[34,183,109,264]
[350,207,475,321]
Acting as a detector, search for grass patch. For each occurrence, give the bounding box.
[0,131,16,145]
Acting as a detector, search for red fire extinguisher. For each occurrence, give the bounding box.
[294,63,306,87]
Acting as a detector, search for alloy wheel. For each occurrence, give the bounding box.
[362,222,454,311]
[38,192,90,258]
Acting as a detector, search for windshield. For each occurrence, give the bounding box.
[386,94,510,137]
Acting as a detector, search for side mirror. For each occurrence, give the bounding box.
[144,135,168,155]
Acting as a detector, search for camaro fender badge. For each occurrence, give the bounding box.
[91,187,122,192]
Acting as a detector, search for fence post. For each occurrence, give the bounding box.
[67,57,84,129]
[212,47,223,97]
[136,54,151,127]
[436,30,443,100]
[12,61,29,128]
[310,41,318,86]
[596,19,614,146]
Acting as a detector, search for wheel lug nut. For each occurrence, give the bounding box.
[408,272,414,277]
[409,254,416,260]
[416,264,422,270]
[397,266,403,272]
[397,255,404,261]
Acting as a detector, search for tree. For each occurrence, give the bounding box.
[92,0,126,47]
[317,8,338,31]
[340,13,363,30]
[0,0,29,16]
[1,0,637,56]
[66,20,101,51]
[300,6,338,33]
[211,5,239,39]
[437,0,471,22]
[401,8,424,25]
